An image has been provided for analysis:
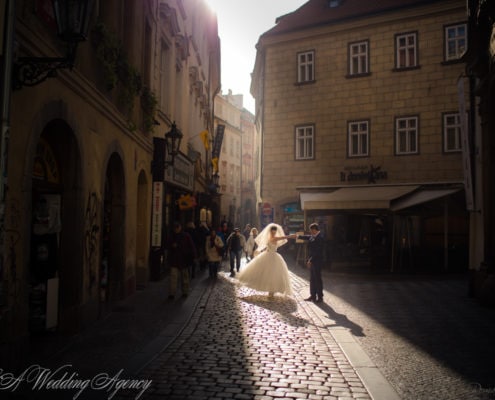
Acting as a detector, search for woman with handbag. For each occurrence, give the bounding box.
[205,229,224,279]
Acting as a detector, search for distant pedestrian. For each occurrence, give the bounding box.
[297,223,325,303]
[226,227,246,277]
[197,221,210,270]
[166,222,197,299]
[217,221,230,260]
[243,224,252,240]
[244,227,259,261]
[185,221,200,278]
[205,230,224,279]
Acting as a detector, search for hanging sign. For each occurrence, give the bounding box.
[151,182,163,247]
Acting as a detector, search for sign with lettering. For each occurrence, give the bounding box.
[165,153,194,191]
[340,165,387,183]
[151,182,163,247]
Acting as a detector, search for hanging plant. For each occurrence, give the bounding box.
[91,22,120,90]
[117,56,142,115]
[141,86,158,133]
[92,22,158,133]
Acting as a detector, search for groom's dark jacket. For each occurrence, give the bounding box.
[299,232,325,265]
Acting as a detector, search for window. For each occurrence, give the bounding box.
[395,32,417,69]
[348,121,369,157]
[445,23,467,61]
[443,113,462,152]
[395,116,418,155]
[349,41,369,75]
[159,41,170,113]
[297,51,314,83]
[295,125,314,160]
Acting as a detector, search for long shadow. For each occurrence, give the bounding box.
[293,260,495,390]
[239,294,309,328]
[314,301,365,337]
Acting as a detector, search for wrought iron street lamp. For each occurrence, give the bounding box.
[164,121,183,168]
[13,0,94,89]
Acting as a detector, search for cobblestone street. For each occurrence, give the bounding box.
[13,259,495,400]
[311,269,495,400]
[131,270,374,400]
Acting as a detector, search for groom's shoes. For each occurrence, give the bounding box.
[304,296,316,302]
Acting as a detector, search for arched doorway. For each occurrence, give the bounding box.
[29,119,82,334]
[136,170,149,287]
[100,153,125,306]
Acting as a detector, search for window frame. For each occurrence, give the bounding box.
[347,120,370,158]
[442,112,463,153]
[444,22,467,62]
[296,50,315,84]
[395,116,419,155]
[295,124,315,160]
[348,40,370,77]
[394,31,418,70]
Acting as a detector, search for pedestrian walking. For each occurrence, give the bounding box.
[166,222,197,299]
[244,227,258,261]
[217,221,230,261]
[185,221,200,278]
[237,223,293,297]
[197,221,210,271]
[226,227,246,277]
[297,222,325,303]
[205,230,224,279]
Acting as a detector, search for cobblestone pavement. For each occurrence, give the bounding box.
[122,266,374,400]
[299,267,495,400]
[10,257,495,400]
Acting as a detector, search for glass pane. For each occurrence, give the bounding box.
[409,132,416,152]
[399,132,406,152]
[361,134,368,154]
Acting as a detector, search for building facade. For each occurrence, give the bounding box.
[213,90,243,227]
[0,0,220,369]
[251,0,469,271]
[240,108,258,229]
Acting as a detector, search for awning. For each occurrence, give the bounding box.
[390,187,462,211]
[300,185,419,210]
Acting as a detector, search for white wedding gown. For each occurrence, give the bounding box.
[236,241,293,295]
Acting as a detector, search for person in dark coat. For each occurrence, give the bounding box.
[297,223,325,303]
[166,222,197,299]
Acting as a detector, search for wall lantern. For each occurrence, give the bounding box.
[208,171,220,193]
[164,121,183,168]
[13,0,94,89]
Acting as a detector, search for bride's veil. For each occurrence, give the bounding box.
[254,223,287,251]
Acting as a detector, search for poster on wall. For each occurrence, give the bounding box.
[151,182,163,247]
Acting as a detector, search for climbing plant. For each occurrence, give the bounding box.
[91,22,157,133]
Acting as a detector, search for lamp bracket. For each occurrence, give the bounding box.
[13,56,74,90]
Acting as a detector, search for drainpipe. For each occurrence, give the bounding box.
[0,0,15,303]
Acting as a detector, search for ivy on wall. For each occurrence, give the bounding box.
[91,22,157,133]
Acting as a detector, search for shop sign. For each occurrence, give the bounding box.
[165,153,194,191]
[151,182,163,247]
[340,165,387,183]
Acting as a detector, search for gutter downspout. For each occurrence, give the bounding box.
[0,0,15,303]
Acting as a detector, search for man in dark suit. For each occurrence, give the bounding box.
[297,223,325,302]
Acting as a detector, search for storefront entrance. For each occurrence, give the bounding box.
[29,120,82,334]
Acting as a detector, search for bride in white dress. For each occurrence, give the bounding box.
[236,223,293,296]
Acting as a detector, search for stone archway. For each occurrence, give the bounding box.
[29,119,83,334]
